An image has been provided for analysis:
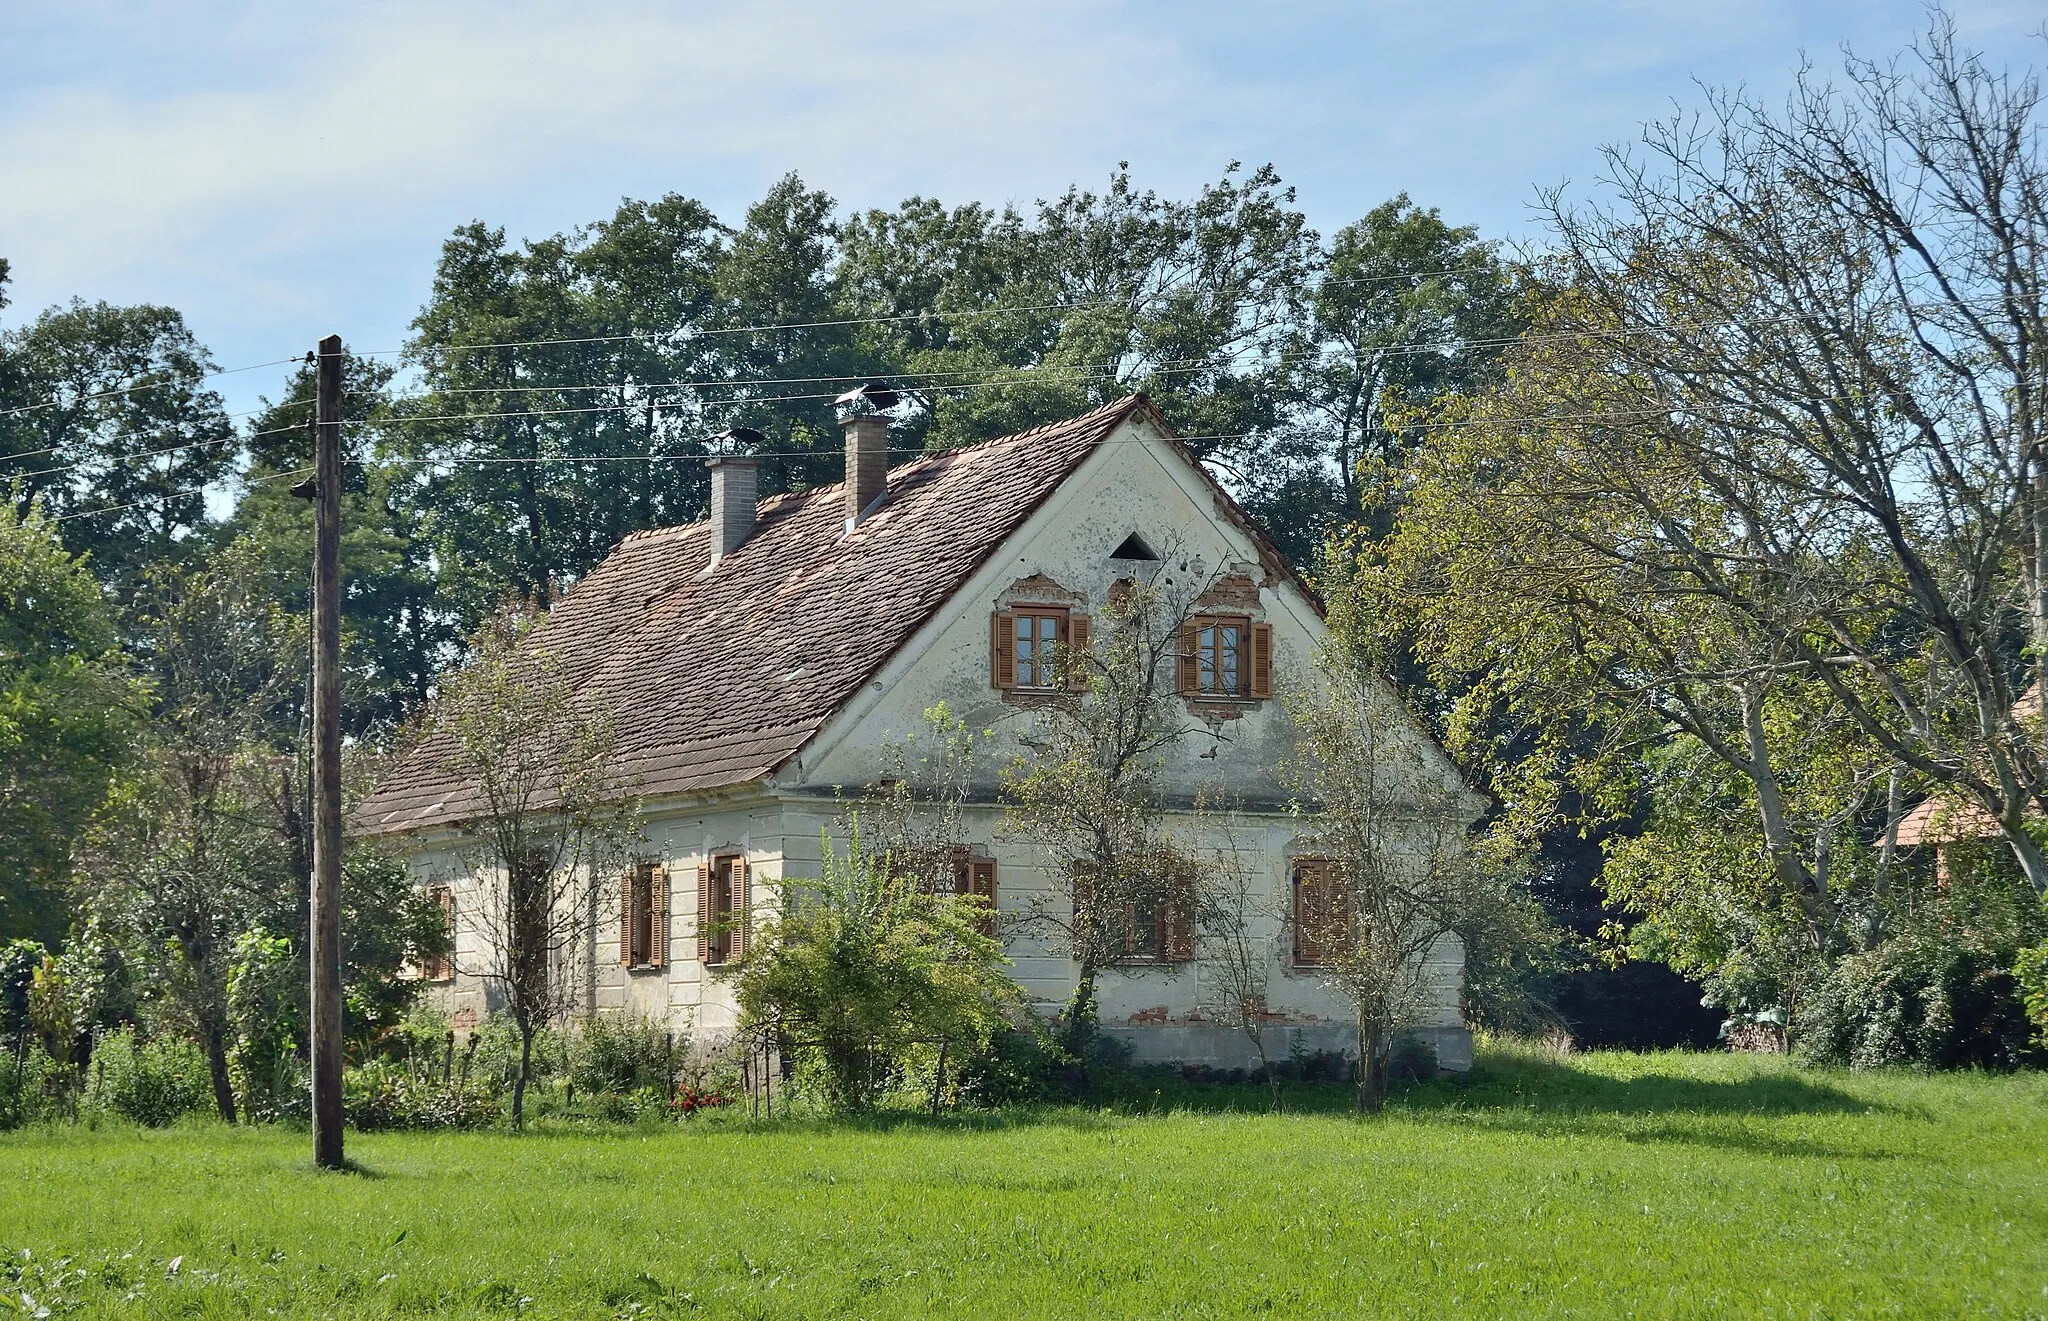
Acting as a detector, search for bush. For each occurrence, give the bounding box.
[1799,935,2037,1071]
[344,1062,498,1131]
[568,1014,675,1097]
[83,1028,212,1127]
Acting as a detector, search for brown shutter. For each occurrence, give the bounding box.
[1065,614,1092,691]
[1167,902,1194,962]
[1291,865,1307,965]
[649,864,668,968]
[990,610,1015,689]
[1177,621,1201,695]
[972,860,997,936]
[729,855,749,960]
[1249,623,1274,699]
[620,869,634,966]
[696,863,711,963]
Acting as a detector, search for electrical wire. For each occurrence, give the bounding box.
[0,356,304,422]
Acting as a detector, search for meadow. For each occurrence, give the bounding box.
[1,1043,2043,1319]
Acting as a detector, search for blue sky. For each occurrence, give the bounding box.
[1,1,2041,418]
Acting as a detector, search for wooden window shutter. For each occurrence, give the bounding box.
[1291,864,1310,965]
[1249,623,1274,699]
[619,869,635,966]
[1065,615,1092,691]
[972,860,997,935]
[1177,621,1201,695]
[729,856,749,960]
[990,610,1016,689]
[1166,902,1194,962]
[696,863,711,963]
[649,864,668,968]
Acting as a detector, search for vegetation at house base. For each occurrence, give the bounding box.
[0,1044,2043,1318]
[731,825,1019,1112]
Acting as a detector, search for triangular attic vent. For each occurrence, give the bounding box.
[1110,533,1159,561]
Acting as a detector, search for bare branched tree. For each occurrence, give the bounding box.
[430,604,639,1125]
[1282,645,1515,1113]
[1513,15,2048,892]
[1001,546,1220,1045]
[1192,808,1286,1109]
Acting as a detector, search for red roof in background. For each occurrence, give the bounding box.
[1890,682,2041,845]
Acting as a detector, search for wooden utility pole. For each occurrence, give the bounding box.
[311,334,345,1169]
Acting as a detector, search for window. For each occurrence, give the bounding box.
[698,854,748,966]
[951,852,998,935]
[991,607,1091,692]
[1179,616,1274,699]
[620,863,668,969]
[1111,896,1194,964]
[422,885,454,982]
[1291,858,1348,966]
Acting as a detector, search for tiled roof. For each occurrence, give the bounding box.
[1889,684,2040,846]
[356,395,1160,836]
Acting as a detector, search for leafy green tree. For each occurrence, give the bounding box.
[0,301,235,588]
[1256,196,1520,563]
[732,823,1017,1112]
[0,502,143,946]
[227,353,451,733]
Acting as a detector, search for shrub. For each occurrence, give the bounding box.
[568,1014,675,1097]
[2018,943,2048,1050]
[344,1062,497,1131]
[226,926,302,1122]
[1799,935,2036,1070]
[732,825,1020,1112]
[83,1028,212,1127]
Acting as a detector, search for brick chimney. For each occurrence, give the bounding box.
[706,454,760,562]
[842,414,888,526]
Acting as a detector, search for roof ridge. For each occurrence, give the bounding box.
[617,394,1146,545]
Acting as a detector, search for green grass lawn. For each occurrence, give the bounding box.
[2,1043,2044,1319]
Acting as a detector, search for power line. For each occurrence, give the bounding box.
[348,261,1522,360]
[48,465,312,523]
[0,356,303,422]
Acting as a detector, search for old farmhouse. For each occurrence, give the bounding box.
[357,394,1479,1070]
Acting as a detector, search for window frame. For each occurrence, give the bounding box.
[702,853,743,967]
[1011,606,1070,690]
[950,850,998,937]
[1194,612,1252,698]
[622,862,666,970]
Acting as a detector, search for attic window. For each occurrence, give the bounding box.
[1110,533,1159,561]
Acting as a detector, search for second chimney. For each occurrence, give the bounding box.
[707,454,760,563]
[843,414,888,526]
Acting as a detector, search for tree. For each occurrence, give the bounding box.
[1193,812,1287,1109]
[427,604,639,1125]
[0,501,142,946]
[228,352,453,735]
[1253,196,1520,563]
[0,301,235,589]
[1281,644,1531,1112]
[1505,16,2048,895]
[1001,556,1215,1049]
[731,822,1016,1112]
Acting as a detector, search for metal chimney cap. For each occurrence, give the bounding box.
[832,383,899,420]
[708,426,765,454]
